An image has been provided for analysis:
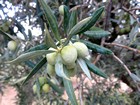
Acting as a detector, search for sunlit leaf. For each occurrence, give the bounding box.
[84,30,111,39]
[64,7,104,45]
[55,54,70,80]
[7,50,53,64]
[77,58,92,79]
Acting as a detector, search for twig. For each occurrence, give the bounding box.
[93,54,101,64]
[113,54,131,75]
[58,16,63,28]
[121,6,140,25]
[104,42,140,53]
[128,7,140,11]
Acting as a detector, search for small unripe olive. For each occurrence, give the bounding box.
[67,67,77,77]
[59,5,65,15]
[39,77,46,86]
[46,48,57,65]
[32,84,37,94]
[42,84,50,93]
[1,24,9,32]
[47,63,55,76]
[66,62,76,69]
[61,45,77,64]
[6,21,11,26]
[7,40,17,51]
[73,42,89,58]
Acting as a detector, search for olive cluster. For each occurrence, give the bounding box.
[46,41,89,77]
[32,77,50,94]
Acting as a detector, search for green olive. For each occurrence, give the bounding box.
[7,40,17,51]
[39,76,46,86]
[61,45,77,65]
[73,42,89,58]
[32,84,37,94]
[46,48,57,65]
[67,67,77,77]
[1,23,9,32]
[66,62,76,69]
[47,63,55,76]
[59,5,65,15]
[42,84,50,93]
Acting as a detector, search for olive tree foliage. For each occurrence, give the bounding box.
[0,0,140,104]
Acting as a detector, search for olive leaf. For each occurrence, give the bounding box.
[55,54,70,80]
[64,7,104,45]
[84,30,111,39]
[36,79,43,104]
[44,24,57,49]
[39,0,60,41]
[67,10,77,33]
[25,44,49,53]
[77,58,92,80]
[84,58,107,78]
[46,78,64,95]
[63,5,70,34]
[22,57,47,85]
[7,50,53,64]
[63,67,78,105]
[81,40,113,55]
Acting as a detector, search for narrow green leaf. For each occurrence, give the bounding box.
[36,79,41,101]
[46,78,64,95]
[25,44,49,53]
[12,76,27,85]
[84,30,111,39]
[84,58,107,78]
[63,67,78,105]
[44,24,57,49]
[64,5,70,34]
[67,10,77,33]
[22,57,47,85]
[0,29,16,40]
[55,54,70,80]
[68,17,91,36]
[7,50,53,64]
[28,29,32,41]
[77,58,92,79]
[39,0,60,41]
[78,7,104,33]
[81,40,113,55]
[65,7,104,45]
[64,17,91,45]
